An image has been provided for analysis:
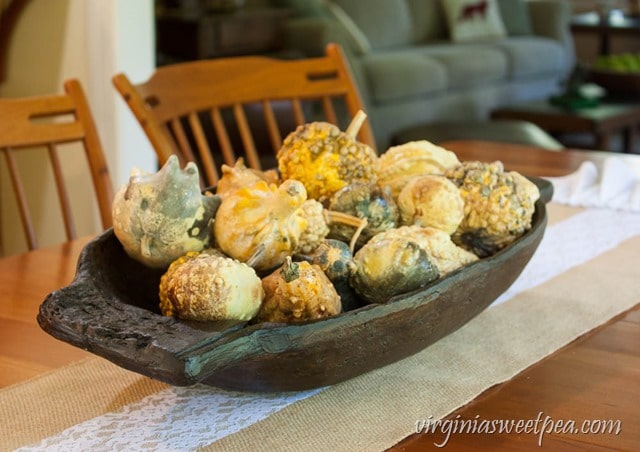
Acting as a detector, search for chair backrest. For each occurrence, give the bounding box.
[0,78,114,251]
[112,43,375,187]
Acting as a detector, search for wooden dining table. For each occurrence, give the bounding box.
[1,141,638,450]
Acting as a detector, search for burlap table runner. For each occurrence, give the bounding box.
[1,204,639,451]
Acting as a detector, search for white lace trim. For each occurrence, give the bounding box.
[493,207,640,306]
[18,385,322,451]
[19,206,640,451]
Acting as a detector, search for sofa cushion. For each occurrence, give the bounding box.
[495,37,565,78]
[497,0,533,36]
[441,0,507,42]
[421,44,509,89]
[360,53,448,103]
[329,0,414,50]
[405,0,448,42]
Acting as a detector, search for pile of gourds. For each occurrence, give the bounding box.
[111,111,540,325]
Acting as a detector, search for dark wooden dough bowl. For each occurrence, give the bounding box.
[38,179,551,392]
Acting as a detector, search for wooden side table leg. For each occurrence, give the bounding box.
[595,132,612,152]
[618,126,637,153]
[625,126,637,153]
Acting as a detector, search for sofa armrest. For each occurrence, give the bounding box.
[527,0,576,73]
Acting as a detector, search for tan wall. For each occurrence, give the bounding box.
[0,0,155,256]
[0,0,99,256]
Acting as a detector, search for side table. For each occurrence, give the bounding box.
[490,100,640,153]
[155,7,292,62]
[570,11,640,56]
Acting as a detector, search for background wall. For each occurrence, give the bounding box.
[0,0,156,256]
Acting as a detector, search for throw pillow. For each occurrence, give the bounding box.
[441,0,507,42]
[497,0,533,36]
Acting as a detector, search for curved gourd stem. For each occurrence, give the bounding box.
[280,256,300,283]
[345,110,367,140]
[323,209,368,253]
[246,244,265,269]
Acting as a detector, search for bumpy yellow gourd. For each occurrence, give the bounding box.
[445,160,540,257]
[277,110,379,203]
[255,257,341,324]
[296,199,330,255]
[159,249,264,321]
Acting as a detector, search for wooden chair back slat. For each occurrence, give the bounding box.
[169,118,188,157]
[262,100,282,153]
[113,43,375,187]
[211,107,236,169]
[47,143,76,241]
[291,98,305,126]
[63,80,113,230]
[233,103,261,170]
[0,96,82,146]
[2,148,37,249]
[188,111,219,186]
[0,79,112,252]
[168,118,197,167]
[321,96,338,125]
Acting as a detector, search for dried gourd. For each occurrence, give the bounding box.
[446,160,540,257]
[159,249,264,321]
[397,175,464,235]
[328,183,399,249]
[378,140,460,198]
[350,234,439,304]
[295,200,365,255]
[277,110,379,203]
[214,175,367,273]
[214,179,307,273]
[216,158,279,200]
[112,155,220,269]
[296,199,331,255]
[255,257,341,324]
[298,203,368,255]
[305,239,362,311]
[368,225,478,275]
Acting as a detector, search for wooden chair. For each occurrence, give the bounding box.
[112,43,375,186]
[0,79,114,251]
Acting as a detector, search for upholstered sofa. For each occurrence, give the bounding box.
[272,0,575,149]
